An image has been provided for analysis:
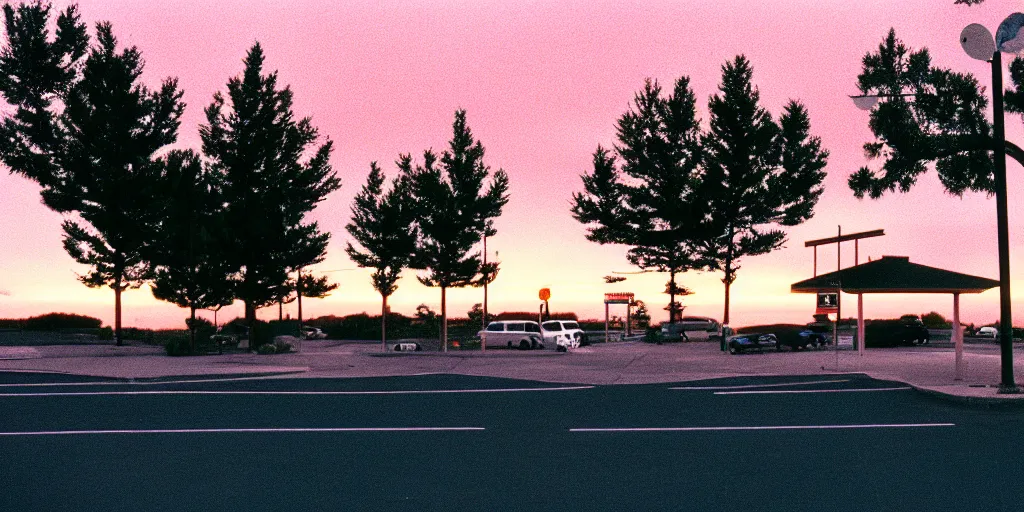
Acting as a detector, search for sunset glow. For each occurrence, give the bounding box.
[4,0,1024,329]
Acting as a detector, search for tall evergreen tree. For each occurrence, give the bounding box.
[0,4,184,345]
[200,43,340,344]
[346,161,419,351]
[572,77,710,323]
[149,150,235,353]
[700,55,828,327]
[407,110,509,351]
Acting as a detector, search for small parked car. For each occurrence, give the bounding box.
[480,321,544,350]
[540,320,586,351]
[727,333,778,354]
[659,317,722,342]
[300,327,328,340]
[975,326,999,339]
[792,323,832,350]
[864,318,930,347]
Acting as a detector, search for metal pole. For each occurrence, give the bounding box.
[813,246,817,277]
[482,234,487,352]
[605,303,609,343]
[954,293,963,381]
[835,225,841,370]
[992,50,1018,393]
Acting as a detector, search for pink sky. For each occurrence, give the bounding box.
[3,0,1024,329]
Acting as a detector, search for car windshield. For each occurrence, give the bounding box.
[562,322,579,330]
[542,322,562,331]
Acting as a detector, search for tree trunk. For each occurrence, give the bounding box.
[441,286,447,352]
[278,301,283,321]
[245,301,256,349]
[297,268,304,334]
[381,294,388,352]
[669,269,677,324]
[114,284,123,347]
[189,307,197,354]
[723,276,732,326]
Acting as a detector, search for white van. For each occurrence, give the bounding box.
[480,320,586,350]
[480,321,544,350]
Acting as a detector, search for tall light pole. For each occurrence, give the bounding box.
[962,19,1019,393]
[848,17,1023,392]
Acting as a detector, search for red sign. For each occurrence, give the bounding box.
[815,292,838,315]
[604,292,634,304]
[539,288,551,301]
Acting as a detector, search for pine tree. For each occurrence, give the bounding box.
[701,55,828,327]
[200,43,340,345]
[346,161,418,351]
[406,110,509,351]
[149,150,235,353]
[0,5,184,345]
[572,77,710,323]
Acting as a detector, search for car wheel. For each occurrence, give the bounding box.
[531,339,538,349]
[557,345,567,352]
[519,339,530,350]
[507,341,513,349]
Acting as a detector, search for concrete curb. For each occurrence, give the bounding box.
[909,385,1024,408]
[368,351,567,358]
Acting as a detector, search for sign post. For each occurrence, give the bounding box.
[604,292,634,342]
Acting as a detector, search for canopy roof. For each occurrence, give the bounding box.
[791,256,999,294]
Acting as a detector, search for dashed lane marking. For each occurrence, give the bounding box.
[570,423,955,432]
[0,427,485,436]
[670,379,850,390]
[0,385,595,397]
[714,387,912,395]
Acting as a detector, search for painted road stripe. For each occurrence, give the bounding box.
[670,379,850,390]
[714,386,912,395]
[571,423,955,432]
[0,427,485,436]
[0,385,595,397]
[0,374,297,388]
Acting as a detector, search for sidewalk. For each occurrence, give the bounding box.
[2,340,1023,403]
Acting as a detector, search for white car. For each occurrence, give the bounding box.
[541,320,586,351]
[479,321,544,350]
[300,327,328,340]
[976,326,998,339]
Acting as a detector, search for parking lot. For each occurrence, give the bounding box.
[2,371,1024,511]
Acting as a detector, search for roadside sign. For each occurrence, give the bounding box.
[816,292,838,314]
[539,288,551,301]
[604,292,633,304]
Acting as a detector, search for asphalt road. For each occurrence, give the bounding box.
[2,372,1023,511]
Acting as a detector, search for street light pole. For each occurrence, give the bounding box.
[990,49,1018,393]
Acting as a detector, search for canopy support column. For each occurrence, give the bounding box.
[954,293,963,381]
[857,293,864,356]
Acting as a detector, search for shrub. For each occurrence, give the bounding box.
[644,326,661,343]
[23,313,102,330]
[272,339,293,354]
[97,326,114,340]
[256,344,277,355]
[164,336,190,356]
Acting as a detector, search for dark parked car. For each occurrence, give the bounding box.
[864,319,930,347]
[727,333,778,354]
[793,323,832,350]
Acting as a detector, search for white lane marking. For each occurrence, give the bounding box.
[0,427,485,436]
[714,387,912,395]
[0,385,595,397]
[670,379,850,390]
[571,423,955,432]
[0,374,296,388]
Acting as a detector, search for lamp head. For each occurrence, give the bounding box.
[997,13,1024,53]
[961,23,996,61]
[850,95,879,111]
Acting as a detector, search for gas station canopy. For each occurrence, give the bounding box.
[790,256,999,295]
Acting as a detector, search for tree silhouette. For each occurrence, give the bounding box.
[406,110,509,351]
[0,4,184,345]
[850,30,995,199]
[700,56,828,326]
[346,161,418,351]
[150,150,235,352]
[200,43,340,345]
[572,78,710,324]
